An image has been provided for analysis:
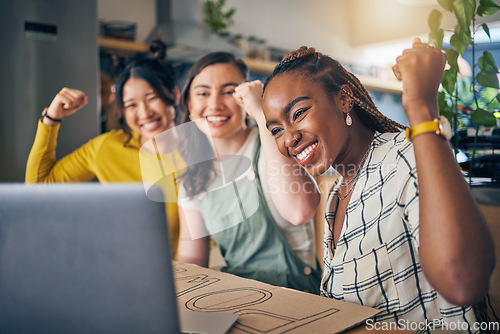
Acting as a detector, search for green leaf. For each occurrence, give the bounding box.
[203,0,236,33]
[438,90,447,109]
[438,0,454,11]
[471,108,498,126]
[453,0,476,29]
[479,23,491,40]
[481,87,499,101]
[477,51,499,73]
[477,0,500,16]
[441,108,453,120]
[429,29,445,49]
[428,9,443,31]
[479,88,500,110]
[446,48,460,72]
[438,90,454,119]
[450,22,472,54]
[476,71,500,88]
[449,34,464,54]
[225,8,236,18]
[442,68,458,95]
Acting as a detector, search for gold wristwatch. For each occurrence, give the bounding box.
[405,115,452,141]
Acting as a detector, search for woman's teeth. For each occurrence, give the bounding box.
[206,116,229,123]
[142,120,159,131]
[296,142,318,161]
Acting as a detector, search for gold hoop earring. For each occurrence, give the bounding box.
[346,113,353,126]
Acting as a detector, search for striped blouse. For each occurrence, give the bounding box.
[321,131,477,333]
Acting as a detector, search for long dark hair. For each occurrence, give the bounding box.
[263,46,404,133]
[114,47,178,141]
[178,52,249,198]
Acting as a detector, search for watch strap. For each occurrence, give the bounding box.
[405,119,439,140]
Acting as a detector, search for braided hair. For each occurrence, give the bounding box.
[263,46,404,133]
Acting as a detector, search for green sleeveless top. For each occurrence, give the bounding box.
[198,138,322,294]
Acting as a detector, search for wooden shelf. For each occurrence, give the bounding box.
[357,74,402,93]
[97,40,278,76]
[241,57,278,74]
[97,38,276,76]
[97,40,401,93]
[98,37,149,53]
[241,58,402,93]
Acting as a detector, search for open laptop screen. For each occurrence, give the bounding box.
[0,183,179,334]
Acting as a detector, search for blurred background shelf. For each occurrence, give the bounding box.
[98,37,149,53]
[240,57,277,74]
[357,74,403,93]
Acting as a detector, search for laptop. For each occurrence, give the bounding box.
[0,183,180,334]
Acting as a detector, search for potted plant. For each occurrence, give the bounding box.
[428,0,500,184]
[203,0,236,34]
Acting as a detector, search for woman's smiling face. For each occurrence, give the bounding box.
[262,72,349,176]
[188,63,247,140]
[122,77,177,144]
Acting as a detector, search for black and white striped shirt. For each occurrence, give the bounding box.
[321,131,477,333]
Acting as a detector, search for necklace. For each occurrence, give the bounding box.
[335,144,371,200]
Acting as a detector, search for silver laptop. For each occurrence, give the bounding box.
[0,183,180,334]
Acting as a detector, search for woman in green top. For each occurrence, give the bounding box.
[176,51,322,293]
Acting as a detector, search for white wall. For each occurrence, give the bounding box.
[95,0,442,81]
[350,0,443,46]
[169,0,451,66]
[172,0,356,62]
[98,0,500,68]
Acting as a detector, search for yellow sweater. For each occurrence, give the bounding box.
[26,120,183,257]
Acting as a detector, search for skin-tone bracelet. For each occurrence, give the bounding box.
[40,108,63,123]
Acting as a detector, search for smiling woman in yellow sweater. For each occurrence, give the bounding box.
[25,55,183,256]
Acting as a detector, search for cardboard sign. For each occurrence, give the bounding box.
[174,262,380,333]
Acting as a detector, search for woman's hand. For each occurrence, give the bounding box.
[233,80,265,123]
[235,79,320,224]
[392,37,447,126]
[45,87,88,123]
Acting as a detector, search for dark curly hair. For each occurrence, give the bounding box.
[114,42,177,144]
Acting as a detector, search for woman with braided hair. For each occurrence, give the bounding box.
[261,38,495,331]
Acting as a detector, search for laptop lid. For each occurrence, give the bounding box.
[0,183,180,334]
